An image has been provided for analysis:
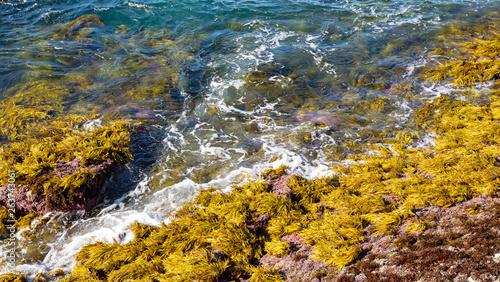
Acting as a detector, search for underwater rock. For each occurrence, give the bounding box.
[295,112,339,128]
[51,14,105,42]
[0,158,116,214]
[100,103,156,119]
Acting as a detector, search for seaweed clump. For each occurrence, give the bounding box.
[0,273,27,282]
[0,79,133,243]
[421,12,500,86]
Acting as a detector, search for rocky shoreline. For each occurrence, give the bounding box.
[2,10,500,282]
[258,184,500,282]
[0,158,116,215]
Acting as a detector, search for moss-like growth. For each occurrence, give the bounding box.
[264,239,290,256]
[260,165,289,180]
[406,220,432,233]
[249,267,285,282]
[48,269,65,278]
[300,212,364,269]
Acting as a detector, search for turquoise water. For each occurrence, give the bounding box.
[0,0,499,277]
[1,0,496,93]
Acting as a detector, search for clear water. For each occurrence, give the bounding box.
[0,0,497,277]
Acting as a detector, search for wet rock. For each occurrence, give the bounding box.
[320,193,500,281]
[0,158,116,214]
[295,112,339,128]
[246,213,270,234]
[267,175,293,199]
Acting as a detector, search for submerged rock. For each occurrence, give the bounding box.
[51,14,105,42]
[295,112,339,128]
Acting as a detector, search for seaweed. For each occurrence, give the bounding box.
[300,212,364,269]
[8,9,500,282]
[421,17,500,86]
[248,267,285,282]
[50,15,105,42]
[0,273,27,282]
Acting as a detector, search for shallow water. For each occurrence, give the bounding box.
[0,0,498,277]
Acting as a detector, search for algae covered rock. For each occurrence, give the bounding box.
[50,14,105,42]
[0,78,133,215]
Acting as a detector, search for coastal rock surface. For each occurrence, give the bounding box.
[0,158,116,214]
[259,192,500,282]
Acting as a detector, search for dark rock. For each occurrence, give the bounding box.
[246,213,270,234]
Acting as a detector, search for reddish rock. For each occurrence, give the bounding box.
[282,234,306,249]
[296,112,339,128]
[0,158,116,214]
[260,239,331,282]
[267,175,293,199]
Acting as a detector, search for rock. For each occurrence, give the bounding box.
[246,213,270,234]
[0,158,116,214]
[282,234,306,248]
[296,112,339,128]
[267,175,292,199]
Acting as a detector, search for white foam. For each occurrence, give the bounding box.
[412,132,437,149]
[389,100,413,119]
[83,118,102,131]
[40,210,161,271]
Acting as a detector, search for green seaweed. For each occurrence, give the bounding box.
[264,239,290,256]
[300,212,364,269]
[248,267,285,282]
[421,16,500,86]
